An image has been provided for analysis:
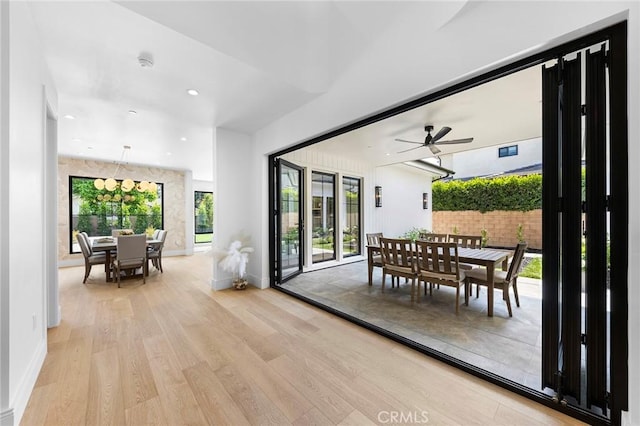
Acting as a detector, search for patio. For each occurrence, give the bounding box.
[281,258,546,392]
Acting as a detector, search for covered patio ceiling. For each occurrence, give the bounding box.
[300,64,542,167]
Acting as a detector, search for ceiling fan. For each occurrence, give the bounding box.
[395,125,474,155]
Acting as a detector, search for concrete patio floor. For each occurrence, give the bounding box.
[282,260,546,392]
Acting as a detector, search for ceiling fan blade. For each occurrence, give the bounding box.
[428,145,441,155]
[394,138,423,145]
[431,126,452,143]
[434,137,474,145]
[398,145,425,154]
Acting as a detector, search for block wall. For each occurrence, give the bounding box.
[432,209,542,250]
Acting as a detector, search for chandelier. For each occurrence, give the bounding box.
[93,145,157,197]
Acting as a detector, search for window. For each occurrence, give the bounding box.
[342,177,361,257]
[194,191,213,243]
[69,176,163,253]
[498,145,518,157]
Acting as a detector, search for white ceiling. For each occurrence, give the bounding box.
[28,1,539,180]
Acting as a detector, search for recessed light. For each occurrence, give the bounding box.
[72,138,81,143]
[180,137,187,141]
[64,114,75,120]
[186,89,199,96]
[166,152,172,156]
[386,153,391,156]
[128,110,137,115]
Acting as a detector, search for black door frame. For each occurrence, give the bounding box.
[267,21,627,425]
[273,158,305,283]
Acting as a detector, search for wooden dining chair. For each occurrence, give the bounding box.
[418,232,449,242]
[464,243,527,317]
[77,232,107,284]
[448,234,483,271]
[112,234,147,287]
[415,240,468,313]
[449,234,483,248]
[379,238,417,299]
[366,232,383,286]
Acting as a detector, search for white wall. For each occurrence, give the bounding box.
[193,179,214,193]
[1,2,58,425]
[246,2,639,423]
[440,137,542,179]
[212,127,255,289]
[0,2,10,423]
[376,164,433,239]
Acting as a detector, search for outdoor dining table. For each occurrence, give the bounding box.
[456,247,510,317]
[91,237,162,282]
[369,242,510,317]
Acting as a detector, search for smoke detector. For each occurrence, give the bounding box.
[137,52,154,68]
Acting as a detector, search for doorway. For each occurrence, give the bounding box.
[268,22,627,425]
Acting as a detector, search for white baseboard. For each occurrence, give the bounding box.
[210,273,266,291]
[0,408,14,426]
[211,277,231,290]
[10,338,47,426]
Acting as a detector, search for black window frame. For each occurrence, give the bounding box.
[342,176,362,258]
[194,190,213,244]
[498,145,519,157]
[69,175,164,254]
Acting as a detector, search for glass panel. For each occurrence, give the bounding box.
[70,176,163,253]
[342,176,361,257]
[194,191,213,243]
[280,164,301,279]
[312,172,335,263]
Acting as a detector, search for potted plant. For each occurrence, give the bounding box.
[218,240,254,290]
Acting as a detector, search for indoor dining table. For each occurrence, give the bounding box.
[91,236,161,282]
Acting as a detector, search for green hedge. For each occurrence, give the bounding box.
[432,174,542,212]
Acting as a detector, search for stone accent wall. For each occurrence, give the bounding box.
[58,157,187,262]
[432,210,542,250]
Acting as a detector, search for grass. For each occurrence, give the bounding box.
[195,233,213,243]
[520,257,542,279]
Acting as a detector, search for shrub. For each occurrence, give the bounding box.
[432,174,542,212]
[400,227,430,242]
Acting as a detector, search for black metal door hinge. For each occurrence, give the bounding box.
[581,333,587,345]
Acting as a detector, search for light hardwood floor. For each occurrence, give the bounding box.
[22,252,585,425]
